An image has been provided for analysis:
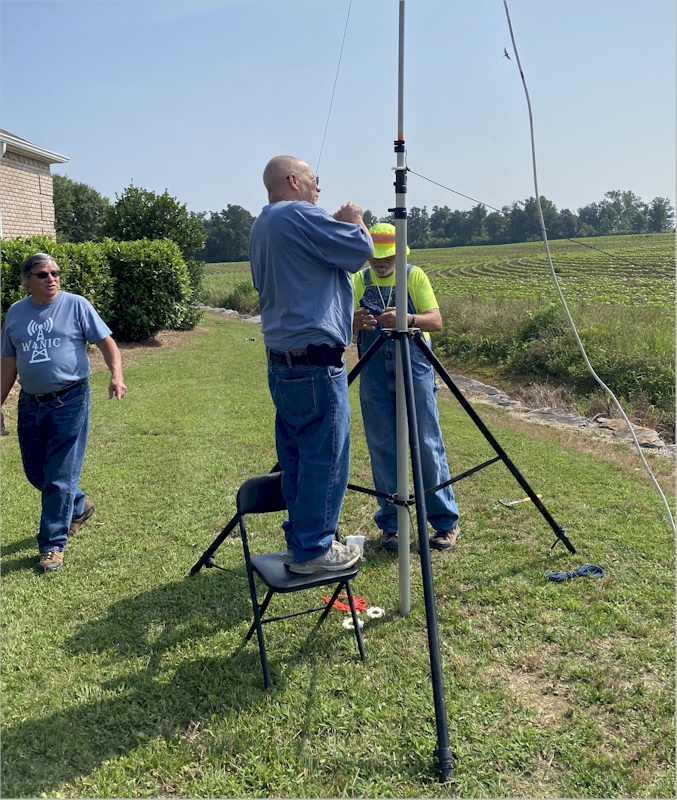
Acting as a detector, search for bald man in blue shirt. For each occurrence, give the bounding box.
[250,156,373,575]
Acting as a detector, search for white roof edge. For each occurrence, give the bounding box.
[0,131,69,164]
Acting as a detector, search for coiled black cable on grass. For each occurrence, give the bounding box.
[544,564,605,583]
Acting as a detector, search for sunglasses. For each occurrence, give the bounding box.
[287,173,320,188]
[30,270,61,279]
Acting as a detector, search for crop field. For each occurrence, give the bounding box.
[201,233,674,310]
[414,233,675,309]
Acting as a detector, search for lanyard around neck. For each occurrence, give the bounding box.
[374,278,394,310]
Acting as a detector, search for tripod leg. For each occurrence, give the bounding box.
[400,334,454,782]
[413,334,576,555]
[347,329,389,387]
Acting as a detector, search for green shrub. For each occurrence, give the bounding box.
[173,256,205,330]
[217,277,260,315]
[103,239,192,341]
[2,237,201,340]
[434,296,674,417]
[55,241,114,322]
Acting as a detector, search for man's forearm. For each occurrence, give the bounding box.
[97,336,123,378]
[95,337,127,399]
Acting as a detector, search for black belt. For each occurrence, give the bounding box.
[29,379,88,402]
[268,344,344,368]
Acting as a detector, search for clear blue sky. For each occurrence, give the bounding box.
[2,1,674,219]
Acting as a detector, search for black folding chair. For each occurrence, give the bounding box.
[237,472,366,688]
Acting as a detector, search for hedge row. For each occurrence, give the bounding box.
[1,237,202,341]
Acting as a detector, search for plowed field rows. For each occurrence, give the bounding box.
[412,233,675,308]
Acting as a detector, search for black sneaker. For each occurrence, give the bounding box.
[380,531,398,551]
[430,526,461,551]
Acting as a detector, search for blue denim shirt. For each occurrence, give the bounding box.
[250,201,373,352]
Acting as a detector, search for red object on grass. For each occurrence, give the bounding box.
[321,594,368,613]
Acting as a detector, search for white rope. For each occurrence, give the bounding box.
[503,0,675,536]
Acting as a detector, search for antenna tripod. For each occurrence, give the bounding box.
[345,320,576,783]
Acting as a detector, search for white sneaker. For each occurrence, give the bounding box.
[289,540,361,575]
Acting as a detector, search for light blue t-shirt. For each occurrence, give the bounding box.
[249,201,373,351]
[1,291,111,395]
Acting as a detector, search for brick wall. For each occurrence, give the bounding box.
[0,150,56,239]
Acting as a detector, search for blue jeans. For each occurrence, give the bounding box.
[17,381,90,553]
[267,360,350,563]
[357,333,459,534]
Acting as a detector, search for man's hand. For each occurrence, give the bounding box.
[353,307,377,332]
[333,202,364,224]
[108,377,127,400]
[377,307,398,329]
[376,307,443,332]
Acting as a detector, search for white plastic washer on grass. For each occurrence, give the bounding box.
[366,606,385,619]
[342,616,364,629]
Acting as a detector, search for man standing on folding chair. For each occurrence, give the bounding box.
[250,156,373,575]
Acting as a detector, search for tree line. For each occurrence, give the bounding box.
[53,175,674,263]
[396,191,674,248]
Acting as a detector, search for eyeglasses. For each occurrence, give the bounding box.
[287,173,320,188]
[30,270,61,279]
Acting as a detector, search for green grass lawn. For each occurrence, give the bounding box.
[1,315,674,798]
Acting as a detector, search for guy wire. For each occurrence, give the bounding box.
[405,164,656,270]
[315,1,352,176]
[501,0,675,535]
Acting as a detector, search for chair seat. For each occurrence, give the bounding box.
[251,551,359,592]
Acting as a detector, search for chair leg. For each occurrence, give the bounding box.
[245,569,272,688]
[317,583,344,624]
[345,581,366,661]
[245,588,275,641]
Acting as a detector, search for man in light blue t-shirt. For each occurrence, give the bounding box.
[1,253,127,573]
[250,155,373,575]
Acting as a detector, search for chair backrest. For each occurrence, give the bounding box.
[236,472,287,516]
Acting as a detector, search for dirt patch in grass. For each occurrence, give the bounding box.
[484,660,572,726]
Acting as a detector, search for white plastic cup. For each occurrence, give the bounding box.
[346,535,366,559]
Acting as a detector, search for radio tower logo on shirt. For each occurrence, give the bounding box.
[27,318,53,363]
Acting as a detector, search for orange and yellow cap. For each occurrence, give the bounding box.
[369,222,410,258]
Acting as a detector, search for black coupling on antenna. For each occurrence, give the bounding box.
[394,168,407,194]
[393,139,405,152]
[387,207,407,219]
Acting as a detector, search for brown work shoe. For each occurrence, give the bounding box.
[429,526,461,551]
[69,499,95,535]
[39,550,64,573]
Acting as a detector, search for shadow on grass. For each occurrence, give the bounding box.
[1,572,269,796]
[1,535,42,576]
[1,569,375,797]
[1,554,40,576]
[1,536,37,557]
